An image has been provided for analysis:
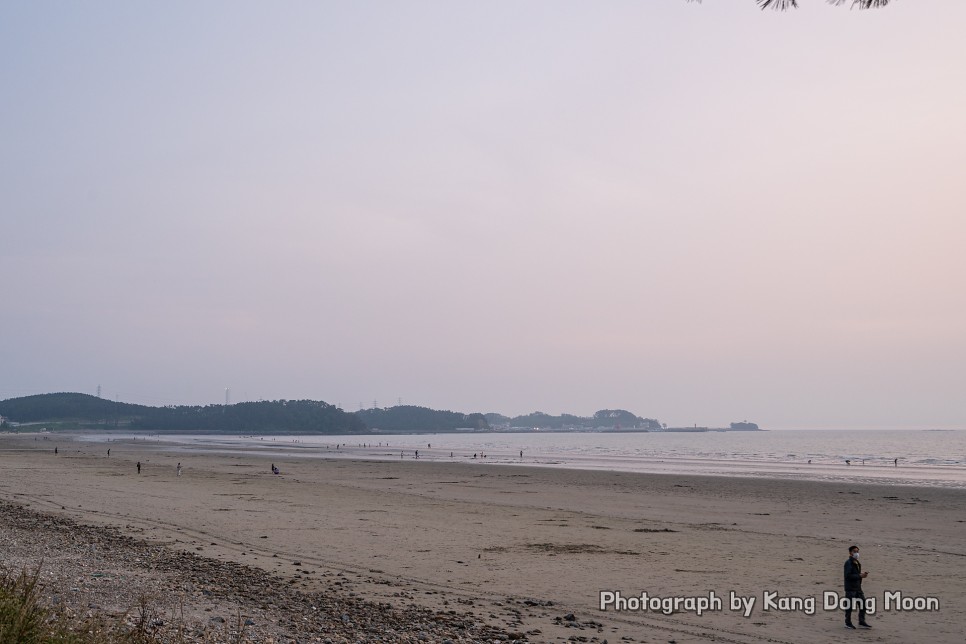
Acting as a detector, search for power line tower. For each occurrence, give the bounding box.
[372,399,378,410]
[225,387,231,406]
[97,385,101,398]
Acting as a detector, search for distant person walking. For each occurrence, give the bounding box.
[894,458,898,467]
[54,447,58,455]
[107,449,110,456]
[844,545,871,629]
[136,461,141,474]
[176,462,183,477]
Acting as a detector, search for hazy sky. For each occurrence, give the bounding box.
[2,2,964,429]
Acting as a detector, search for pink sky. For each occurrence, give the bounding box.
[2,1,963,429]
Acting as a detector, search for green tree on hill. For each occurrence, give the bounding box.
[356,406,489,433]
[0,393,365,434]
[0,393,146,425]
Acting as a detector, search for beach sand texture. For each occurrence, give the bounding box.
[1,433,964,643]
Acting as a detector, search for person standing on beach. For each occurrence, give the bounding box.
[136,461,141,474]
[176,462,183,477]
[844,545,871,629]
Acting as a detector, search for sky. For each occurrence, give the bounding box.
[1,1,964,429]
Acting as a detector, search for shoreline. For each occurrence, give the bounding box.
[2,432,965,642]
[68,429,966,489]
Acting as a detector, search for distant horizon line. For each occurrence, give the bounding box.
[0,390,961,432]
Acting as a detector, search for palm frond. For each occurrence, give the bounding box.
[827,0,893,7]
[758,0,799,9]
[687,0,894,9]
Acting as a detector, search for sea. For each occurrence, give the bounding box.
[82,429,966,490]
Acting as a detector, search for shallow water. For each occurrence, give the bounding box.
[81,429,966,489]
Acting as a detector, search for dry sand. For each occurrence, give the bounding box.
[1,432,964,643]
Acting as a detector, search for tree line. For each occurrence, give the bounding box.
[486,409,662,430]
[0,393,665,434]
[0,393,484,434]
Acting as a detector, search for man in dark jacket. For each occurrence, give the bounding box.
[844,545,871,629]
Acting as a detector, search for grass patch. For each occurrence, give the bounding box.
[0,565,170,643]
[0,565,94,643]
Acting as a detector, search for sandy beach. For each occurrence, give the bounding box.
[1,432,964,643]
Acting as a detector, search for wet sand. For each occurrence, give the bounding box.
[2,432,964,643]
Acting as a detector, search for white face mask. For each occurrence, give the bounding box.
[852,552,860,559]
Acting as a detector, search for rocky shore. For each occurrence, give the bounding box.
[0,500,523,643]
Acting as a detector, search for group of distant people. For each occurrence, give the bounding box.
[56,442,905,476]
[51,441,294,478]
[841,458,899,467]
[126,459,280,476]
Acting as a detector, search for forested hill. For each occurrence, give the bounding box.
[131,399,365,433]
[0,393,658,434]
[356,405,489,433]
[0,392,151,423]
[0,393,364,434]
[485,409,662,430]
[0,393,486,434]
